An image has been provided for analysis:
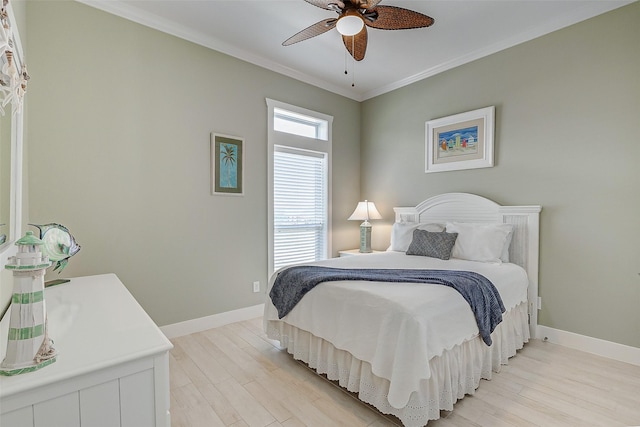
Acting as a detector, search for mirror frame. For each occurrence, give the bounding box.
[0,0,25,263]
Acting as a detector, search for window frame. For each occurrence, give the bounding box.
[266,98,333,276]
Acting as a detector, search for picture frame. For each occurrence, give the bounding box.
[425,106,495,173]
[211,133,244,196]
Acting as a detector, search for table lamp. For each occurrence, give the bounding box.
[348,200,382,253]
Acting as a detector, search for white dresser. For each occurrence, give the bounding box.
[0,274,173,427]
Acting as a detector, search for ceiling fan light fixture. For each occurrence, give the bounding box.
[283,0,435,63]
[336,15,364,36]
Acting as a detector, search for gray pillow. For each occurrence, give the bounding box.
[406,229,458,260]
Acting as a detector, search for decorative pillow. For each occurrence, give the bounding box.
[445,222,514,263]
[388,222,445,252]
[406,229,458,260]
[501,229,514,263]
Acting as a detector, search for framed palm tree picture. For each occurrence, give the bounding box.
[211,133,244,196]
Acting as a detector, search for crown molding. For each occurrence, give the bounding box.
[75,0,363,101]
[360,1,634,100]
[76,0,632,103]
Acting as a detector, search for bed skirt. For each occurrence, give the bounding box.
[265,301,530,426]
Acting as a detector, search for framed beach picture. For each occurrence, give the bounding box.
[425,106,495,173]
[211,133,244,196]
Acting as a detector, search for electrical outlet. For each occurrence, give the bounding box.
[538,296,542,310]
[253,281,260,293]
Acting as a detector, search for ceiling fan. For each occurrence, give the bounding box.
[282,0,435,61]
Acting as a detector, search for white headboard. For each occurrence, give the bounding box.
[394,193,541,338]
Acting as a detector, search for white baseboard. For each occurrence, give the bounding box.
[537,325,640,367]
[160,304,265,339]
[160,310,640,367]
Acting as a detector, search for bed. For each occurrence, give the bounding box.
[264,193,541,426]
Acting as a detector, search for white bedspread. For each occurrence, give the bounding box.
[264,251,528,409]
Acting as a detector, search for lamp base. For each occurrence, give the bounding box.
[359,223,372,253]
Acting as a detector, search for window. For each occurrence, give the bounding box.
[274,108,328,140]
[267,99,333,274]
[273,147,327,270]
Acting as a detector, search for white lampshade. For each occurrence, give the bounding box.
[336,15,364,36]
[348,200,382,222]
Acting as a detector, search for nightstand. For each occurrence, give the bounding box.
[338,249,384,257]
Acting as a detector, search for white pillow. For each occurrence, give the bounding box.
[445,222,514,263]
[501,229,514,263]
[388,222,444,252]
[418,223,445,232]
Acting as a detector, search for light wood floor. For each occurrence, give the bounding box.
[169,318,640,427]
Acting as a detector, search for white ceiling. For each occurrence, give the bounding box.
[79,0,633,101]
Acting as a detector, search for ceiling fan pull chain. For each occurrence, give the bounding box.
[351,35,355,87]
[344,48,348,75]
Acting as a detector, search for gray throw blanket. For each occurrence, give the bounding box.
[269,266,505,346]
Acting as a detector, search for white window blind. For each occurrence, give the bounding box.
[273,146,327,270]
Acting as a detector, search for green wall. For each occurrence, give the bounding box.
[24,1,639,348]
[25,1,360,326]
[361,3,640,347]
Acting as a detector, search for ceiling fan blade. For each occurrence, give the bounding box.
[303,0,345,11]
[342,26,367,61]
[283,18,338,46]
[355,0,382,9]
[364,6,434,30]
